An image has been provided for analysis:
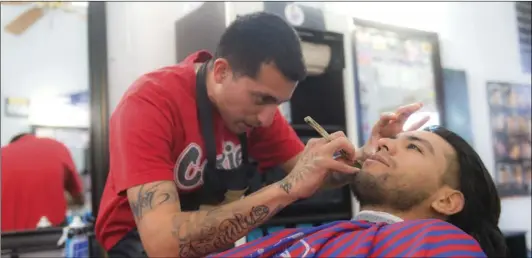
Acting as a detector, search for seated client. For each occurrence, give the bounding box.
[211,126,507,258]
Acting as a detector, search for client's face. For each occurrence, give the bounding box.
[351,130,457,213]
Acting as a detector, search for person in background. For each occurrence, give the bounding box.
[211,126,507,258]
[1,133,85,231]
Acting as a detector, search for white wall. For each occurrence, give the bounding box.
[0,4,89,146]
[105,1,531,248]
[106,2,203,112]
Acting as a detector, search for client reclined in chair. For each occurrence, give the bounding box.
[211,126,507,258]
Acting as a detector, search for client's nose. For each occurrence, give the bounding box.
[377,138,395,154]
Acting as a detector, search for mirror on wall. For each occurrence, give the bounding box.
[1,2,91,233]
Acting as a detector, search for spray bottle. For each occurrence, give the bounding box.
[58,215,89,258]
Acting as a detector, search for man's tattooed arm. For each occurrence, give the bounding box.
[172,204,280,257]
[126,180,296,258]
[277,139,360,198]
[128,181,180,222]
[280,170,351,193]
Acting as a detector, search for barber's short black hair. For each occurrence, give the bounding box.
[214,12,307,82]
[10,132,31,143]
[425,126,507,257]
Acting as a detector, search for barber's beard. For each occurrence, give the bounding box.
[350,170,430,212]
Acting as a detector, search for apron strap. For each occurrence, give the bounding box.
[196,61,250,167]
[238,133,249,165]
[193,61,254,207]
[196,62,218,169]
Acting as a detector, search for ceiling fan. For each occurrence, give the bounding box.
[1,1,86,35]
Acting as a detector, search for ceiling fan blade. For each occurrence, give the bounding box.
[4,6,44,35]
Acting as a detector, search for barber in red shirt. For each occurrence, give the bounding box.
[1,133,85,231]
[96,12,426,258]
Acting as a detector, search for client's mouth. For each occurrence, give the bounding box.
[366,153,390,167]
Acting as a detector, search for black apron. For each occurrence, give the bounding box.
[107,61,260,257]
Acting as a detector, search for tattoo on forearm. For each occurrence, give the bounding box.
[279,180,292,194]
[278,150,317,194]
[129,182,178,221]
[173,205,272,257]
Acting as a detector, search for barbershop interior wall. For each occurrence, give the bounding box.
[105,2,532,247]
[0,5,89,146]
[324,2,532,248]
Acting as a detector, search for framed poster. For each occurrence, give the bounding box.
[351,18,445,144]
[487,81,531,197]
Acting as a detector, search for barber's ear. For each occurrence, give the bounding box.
[212,58,230,84]
[431,188,464,216]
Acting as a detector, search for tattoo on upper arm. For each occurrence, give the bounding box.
[172,205,273,257]
[129,182,179,221]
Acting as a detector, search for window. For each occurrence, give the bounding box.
[516,2,531,74]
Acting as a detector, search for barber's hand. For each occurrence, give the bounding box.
[279,132,359,200]
[361,102,430,158]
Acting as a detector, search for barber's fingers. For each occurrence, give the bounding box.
[405,115,430,131]
[320,158,360,174]
[306,131,346,149]
[320,135,357,160]
[327,131,348,140]
[397,102,423,112]
[374,103,424,128]
[326,132,358,161]
[396,102,423,117]
[305,137,327,148]
[374,112,398,129]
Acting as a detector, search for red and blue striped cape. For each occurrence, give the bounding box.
[210,219,486,257]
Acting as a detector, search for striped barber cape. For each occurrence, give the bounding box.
[210,218,486,258]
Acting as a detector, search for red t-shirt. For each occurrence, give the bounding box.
[1,135,83,231]
[95,51,304,251]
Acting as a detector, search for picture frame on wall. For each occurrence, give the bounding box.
[351,18,445,145]
[442,69,474,146]
[4,97,30,118]
[486,81,531,197]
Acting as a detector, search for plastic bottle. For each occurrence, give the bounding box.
[36,216,52,228]
[58,215,89,258]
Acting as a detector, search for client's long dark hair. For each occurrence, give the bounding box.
[425,126,507,257]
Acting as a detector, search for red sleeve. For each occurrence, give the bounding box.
[248,110,304,171]
[53,140,83,196]
[110,86,179,194]
[65,168,83,196]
